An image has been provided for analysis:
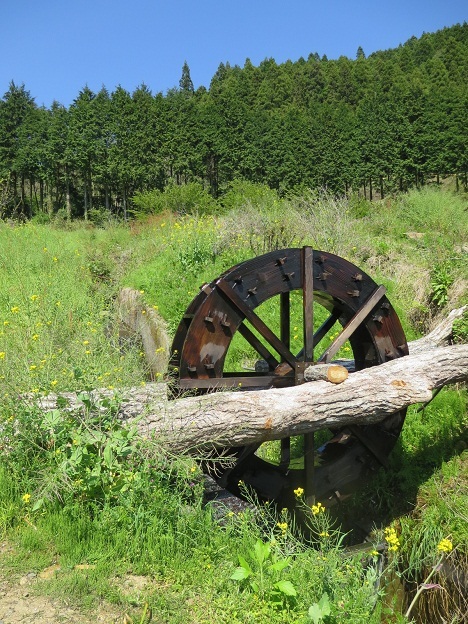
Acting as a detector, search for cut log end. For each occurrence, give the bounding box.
[304,363,349,384]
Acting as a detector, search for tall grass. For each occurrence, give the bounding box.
[0,186,466,621]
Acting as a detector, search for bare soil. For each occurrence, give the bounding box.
[0,542,122,624]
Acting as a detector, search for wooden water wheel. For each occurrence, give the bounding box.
[170,247,408,510]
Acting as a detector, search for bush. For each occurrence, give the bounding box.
[220,179,279,212]
[132,181,217,218]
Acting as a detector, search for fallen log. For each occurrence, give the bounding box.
[116,287,170,380]
[36,343,468,453]
[409,305,467,353]
[303,363,348,384]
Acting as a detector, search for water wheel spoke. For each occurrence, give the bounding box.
[312,309,341,348]
[318,285,387,363]
[279,438,291,469]
[302,246,315,503]
[280,291,290,348]
[237,323,279,370]
[218,443,261,488]
[302,246,314,361]
[217,278,297,369]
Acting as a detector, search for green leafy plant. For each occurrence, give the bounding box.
[430,264,453,308]
[1,393,143,510]
[132,181,217,218]
[308,592,331,623]
[178,238,214,273]
[230,539,297,607]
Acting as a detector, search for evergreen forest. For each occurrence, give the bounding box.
[0,22,467,220]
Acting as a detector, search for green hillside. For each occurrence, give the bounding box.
[0,187,466,622]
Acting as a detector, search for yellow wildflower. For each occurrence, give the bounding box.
[50,380,58,387]
[30,295,39,301]
[22,493,31,504]
[11,306,19,313]
[32,334,39,341]
[311,502,325,515]
[294,487,304,498]
[384,527,400,552]
[276,521,288,533]
[0,352,5,359]
[437,538,453,553]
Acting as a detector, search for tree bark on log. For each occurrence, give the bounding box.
[35,343,468,454]
[32,306,467,454]
[303,364,348,384]
[408,305,467,353]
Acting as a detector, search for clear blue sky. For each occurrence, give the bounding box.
[2,0,467,108]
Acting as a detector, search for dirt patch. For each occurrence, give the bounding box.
[0,542,122,624]
[0,573,122,623]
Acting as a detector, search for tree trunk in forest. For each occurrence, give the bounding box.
[39,179,44,213]
[369,177,373,200]
[29,178,33,213]
[84,182,88,220]
[20,175,26,213]
[88,172,93,212]
[66,175,72,221]
[34,307,468,455]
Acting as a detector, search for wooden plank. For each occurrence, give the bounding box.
[238,323,279,370]
[280,437,291,469]
[304,432,315,506]
[280,291,290,348]
[302,246,314,361]
[178,375,295,389]
[216,279,298,369]
[280,291,292,470]
[302,247,315,504]
[318,285,386,364]
[312,309,340,348]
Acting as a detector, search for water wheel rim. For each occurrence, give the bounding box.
[170,248,408,509]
